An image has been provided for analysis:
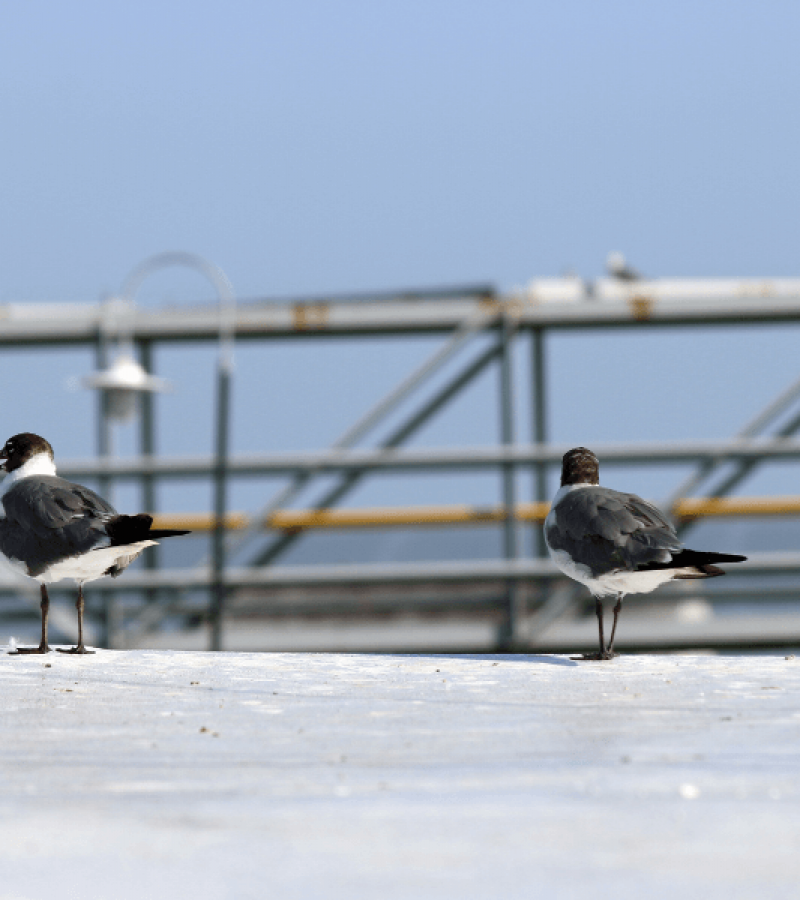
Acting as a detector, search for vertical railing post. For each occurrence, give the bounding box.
[95,335,119,648]
[209,300,235,651]
[209,360,231,651]
[531,326,548,557]
[498,313,523,649]
[138,339,158,615]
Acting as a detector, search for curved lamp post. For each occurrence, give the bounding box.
[108,252,235,651]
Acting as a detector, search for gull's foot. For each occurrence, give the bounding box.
[570,650,619,661]
[10,644,51,655]
[57,646,95,655]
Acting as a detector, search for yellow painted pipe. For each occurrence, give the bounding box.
[673,496,800,518]
[150,495,800,533]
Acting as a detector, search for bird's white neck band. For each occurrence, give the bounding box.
[3,452,57,486]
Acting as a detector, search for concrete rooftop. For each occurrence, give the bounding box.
[1,646,799,899]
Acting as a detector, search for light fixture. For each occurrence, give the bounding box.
[83,352,171,422]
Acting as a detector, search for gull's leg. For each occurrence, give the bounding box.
[572,595,617,661]
[606,594,624,656]
[596,596,606,651]
[13,584,52,654]
[57,585,95,654]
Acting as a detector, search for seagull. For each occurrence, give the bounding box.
[545,447,746,661]
[0,432,190,655]
[606,251,642,281]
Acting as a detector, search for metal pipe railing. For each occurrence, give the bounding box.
[147,493,800,532]
[50,437,800,481]
[212,301,505,567]
[251,338,506,567]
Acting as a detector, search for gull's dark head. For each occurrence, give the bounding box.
[0,433,55,473]
[560,447,600,486]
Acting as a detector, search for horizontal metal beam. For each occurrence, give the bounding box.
[52,438,800,481]
[151,494,800,531]
[675,495,800,519]
[2,282,800,346]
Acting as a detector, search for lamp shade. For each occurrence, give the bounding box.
[83,354,171,422]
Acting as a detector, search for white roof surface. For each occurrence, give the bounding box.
[1,647,799,899]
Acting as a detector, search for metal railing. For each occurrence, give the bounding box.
[147,494,800,531]
[3,272,800,651]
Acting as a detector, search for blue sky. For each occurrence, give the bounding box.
[4,1,800,299]
[1,2,800,525]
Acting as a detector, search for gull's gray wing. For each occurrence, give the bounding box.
[545,486,682,577]
[0,476,118,577]
[2,475,117,531]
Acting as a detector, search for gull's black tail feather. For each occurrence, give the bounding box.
[147,528,192,539]
[638,548,747,577]
[671,549,748,567]
[107,514,191,546]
